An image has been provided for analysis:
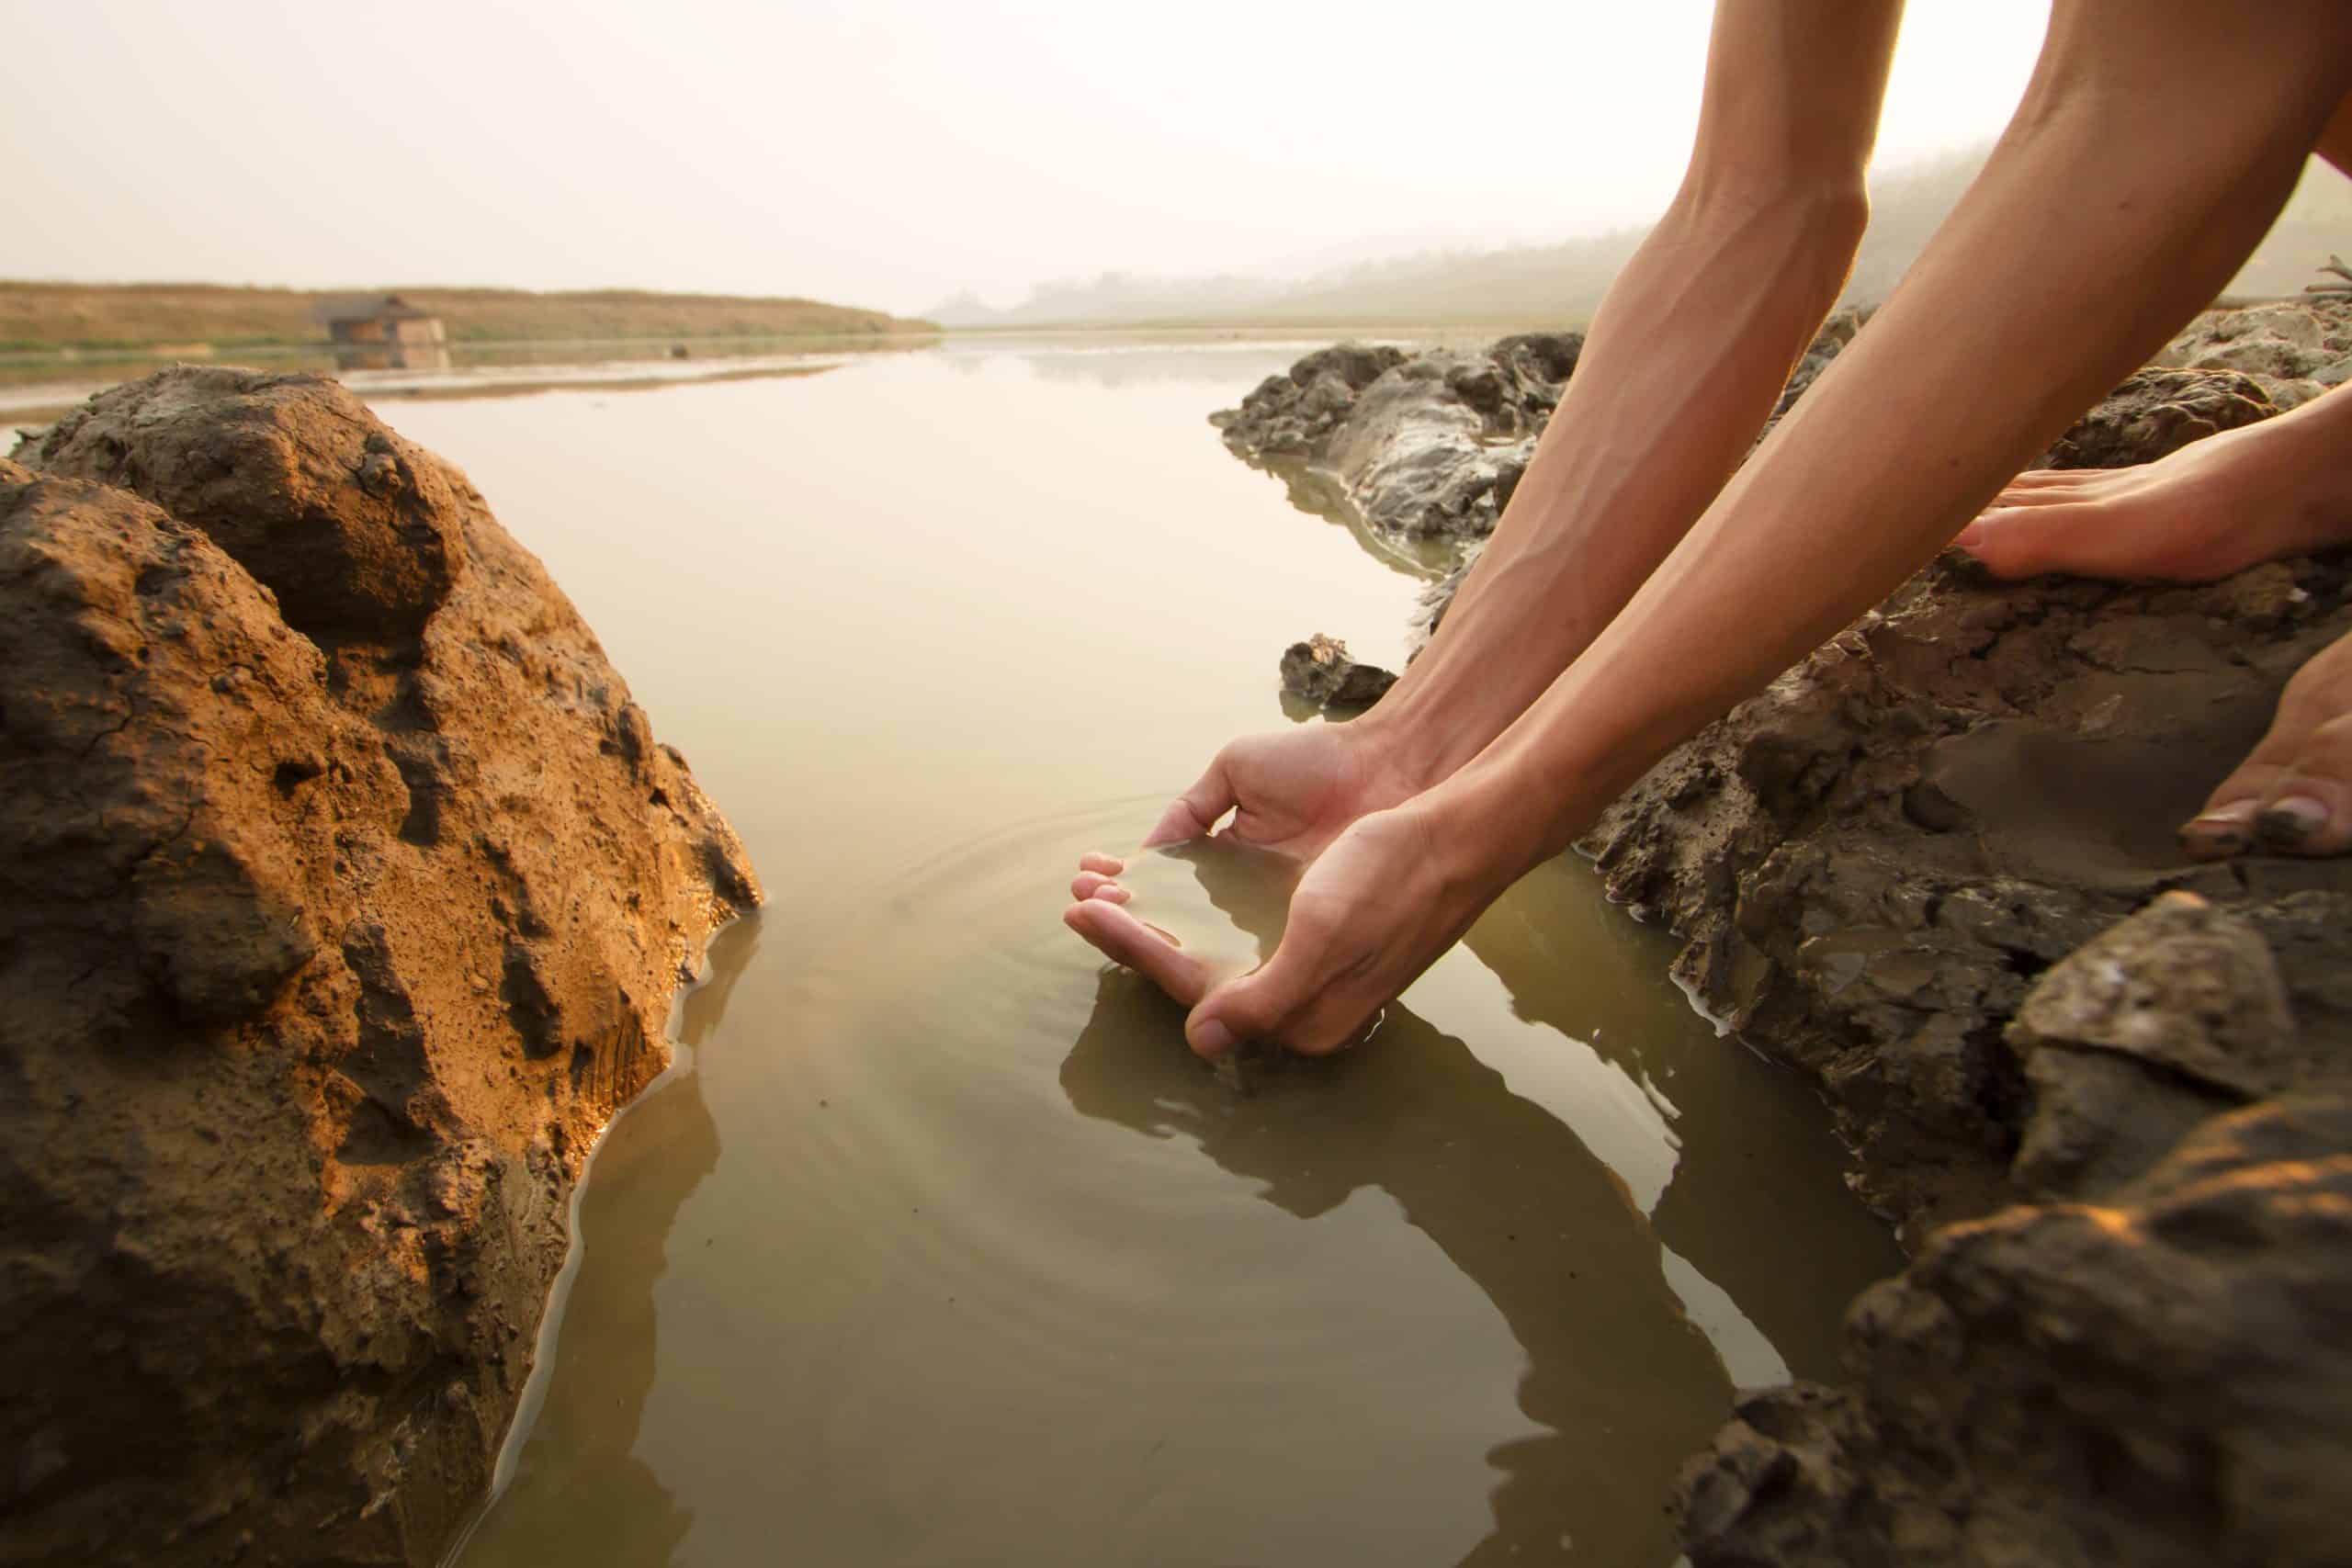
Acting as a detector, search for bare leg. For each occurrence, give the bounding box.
[1068,0,1901,1031]
[1173,2,2352,1055]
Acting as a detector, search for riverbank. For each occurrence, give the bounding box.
[0,280,933,353]
[1214,307,2352,1565]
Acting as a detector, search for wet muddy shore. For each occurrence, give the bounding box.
[1217,304,2352,1566]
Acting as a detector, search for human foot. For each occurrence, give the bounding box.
[1955,391,2352,583]
[2180,626,2352,859]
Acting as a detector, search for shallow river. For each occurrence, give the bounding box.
[387,343,1900,1568]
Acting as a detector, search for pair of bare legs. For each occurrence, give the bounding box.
[1068,0,2352,1057]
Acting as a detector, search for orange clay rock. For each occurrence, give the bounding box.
[0,369,760,1567]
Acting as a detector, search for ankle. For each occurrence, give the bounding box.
[2237,392,2352,551]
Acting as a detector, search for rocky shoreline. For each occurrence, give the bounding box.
[1216,306,2352,1565]
[1,368,760,1566]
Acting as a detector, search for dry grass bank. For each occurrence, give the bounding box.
[0,282,935,352]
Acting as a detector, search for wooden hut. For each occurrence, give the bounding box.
[311,293,446,348]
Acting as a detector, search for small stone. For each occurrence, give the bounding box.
[1278,633,1396,710]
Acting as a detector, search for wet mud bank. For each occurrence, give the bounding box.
[1,369,760,1566]
[1216,304,2352,1566]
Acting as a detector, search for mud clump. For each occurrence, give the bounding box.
[2155,298,2352,408]
[37,367,467,644]
[2042,366,2281,468]
[1,368,761,1567]
[1279,633,1396,709]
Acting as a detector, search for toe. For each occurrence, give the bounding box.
[1952,503,2095,581]
[2254,714,2352,856]
[1986,473,2098,506]
[1996,468,2083,491]
[2179,797,2260,860]
[2183,634,2352,859]
[2182,746,2297,863]
[1077,852,1127,876]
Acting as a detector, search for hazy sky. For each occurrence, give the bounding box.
[6,2,2051,315]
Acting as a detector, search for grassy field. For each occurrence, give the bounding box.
[0,282,936,352]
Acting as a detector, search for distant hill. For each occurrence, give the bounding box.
[934,149,2352,331]
[0,283,936,353]
[924,273,1283,328]
[924,290,1009,328]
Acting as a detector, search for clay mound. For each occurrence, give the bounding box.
[1,369,760,1567]
[36,367,468,643]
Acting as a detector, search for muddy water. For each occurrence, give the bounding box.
[390,344,1902,1568]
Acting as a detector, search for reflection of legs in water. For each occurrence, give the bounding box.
[1058,971,1727,1567]
[1958,378,2352,857]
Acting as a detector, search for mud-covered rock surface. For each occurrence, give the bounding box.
[1580,533,2352,1238]
[1630,588,2352,1562]
[1211,333,1580,543]
[1678,1074,2352,1568]
[1,368,761,1567]
[1223,299,2352,1566]
[2155,297,2352,409]
[1278,633,1397,710]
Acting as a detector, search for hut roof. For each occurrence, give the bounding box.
[311,292,435,325]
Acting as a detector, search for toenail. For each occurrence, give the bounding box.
[2256,795,2330,849]
[2180,800,2256,856]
